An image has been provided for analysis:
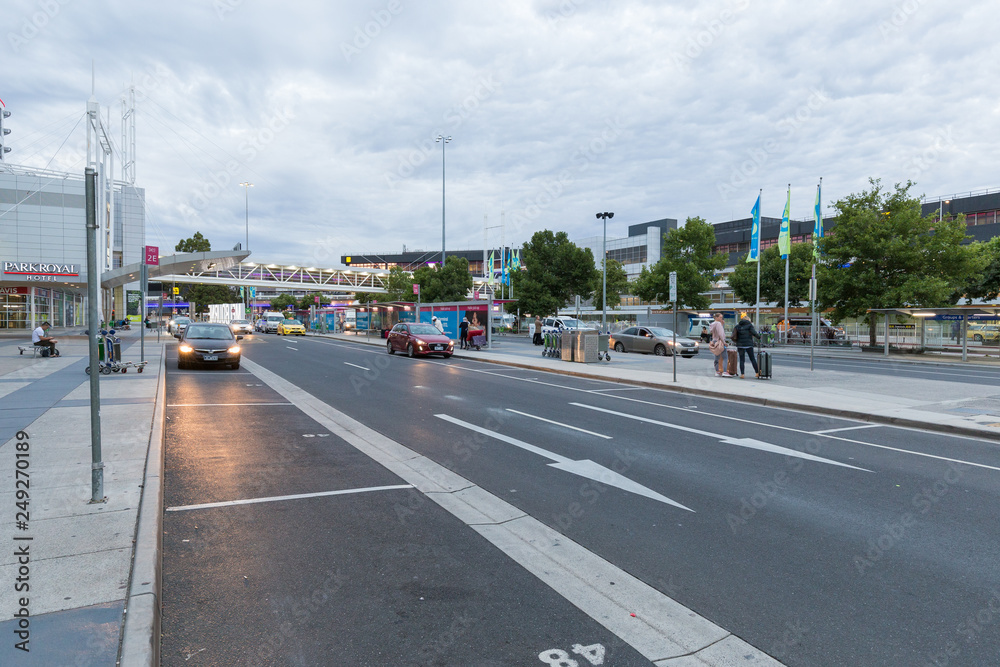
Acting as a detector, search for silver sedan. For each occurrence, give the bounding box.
[610,326,700,357]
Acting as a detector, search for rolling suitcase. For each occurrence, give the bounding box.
[757,342,772,379]
[727,348,738,376]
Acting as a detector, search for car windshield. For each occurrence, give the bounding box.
[409,324,440,335]
[185,325,233,340]
[175,317,191,324]
[283,319,301,325]
[232,319,249,325]
[560,318,583,328]
[648,327,676,338]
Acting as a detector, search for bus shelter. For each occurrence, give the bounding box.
[868,306,1000,362]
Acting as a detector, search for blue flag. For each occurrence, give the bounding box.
[746,193,761,263]
[813,181,823,258]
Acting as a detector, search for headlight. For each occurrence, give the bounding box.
[178,345,193,353]
[228,345,241,353]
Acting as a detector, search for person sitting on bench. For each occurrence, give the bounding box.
[32,321,59,357]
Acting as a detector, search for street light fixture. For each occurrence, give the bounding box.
[596,211,614,333]
[436,135,451,266]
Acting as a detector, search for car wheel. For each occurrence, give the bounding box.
[654,344,667,356]
[230,362,240,370]
[407,343,415,358]
[387,340,394,355]
[614,342,625,353]
[443,353,453,359]
[974,334,983,342]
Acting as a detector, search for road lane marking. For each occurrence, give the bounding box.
[238,357,776,664]
[436,413,693,511]
[588,387,645,392]
[812,424,884,435]
[286,346,298,350]
[570,403,872,472]
[167,402,293,407]
[505,408,613,439]
[166,484,414,512]
[344,362,370,371]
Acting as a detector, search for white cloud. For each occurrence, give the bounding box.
[3,0,998,263]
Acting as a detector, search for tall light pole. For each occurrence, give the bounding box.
[596,211,614,333]
[436,135,451,265]
[240,181,253,318]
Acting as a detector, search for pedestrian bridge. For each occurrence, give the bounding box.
[102,251,391,294]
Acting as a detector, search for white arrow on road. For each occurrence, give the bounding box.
[570,403,872,472]
[435,414,694,512]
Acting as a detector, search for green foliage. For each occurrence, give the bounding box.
[175,232,211,253]
[182,284,239,315]
[412,255,473,302]
[963,237,1000,301]
[818,178,984,342]
[729,240,814,307]
[269,293,298,312]
[633,217,726,310]
[509,230,598,317]
[298,292,325,309]
[382,266,418,303]
[591,259,630,311]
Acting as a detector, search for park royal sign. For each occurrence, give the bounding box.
[3,261,81,283]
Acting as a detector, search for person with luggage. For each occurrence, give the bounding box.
[459,316,470,350]
[32,321,59,357]
[732,316,761,378]
[708,312,730,377]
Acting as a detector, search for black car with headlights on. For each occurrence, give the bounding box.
[177,322,243,370]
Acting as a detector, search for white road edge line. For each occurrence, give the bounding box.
[812,424,884,435]
[166,484,413,512]
[505,408,613,439]
[166,402,293,407]
[238,357,778,666]
[344,362,370,371]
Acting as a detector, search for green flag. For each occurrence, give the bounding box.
[778,186,791,258]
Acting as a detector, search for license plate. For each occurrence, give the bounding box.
[432,344,443,350]
[202,355,218,361]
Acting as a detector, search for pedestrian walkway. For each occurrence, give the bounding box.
[0,328,164,666]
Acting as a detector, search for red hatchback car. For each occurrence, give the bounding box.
[387,322,454,358]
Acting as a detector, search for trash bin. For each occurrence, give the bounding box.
[574,330,599,363]
[560,331,576,361]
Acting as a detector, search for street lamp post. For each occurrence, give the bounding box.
[596,212,614,333]
[240,181,253,317]
[436,135,451,266]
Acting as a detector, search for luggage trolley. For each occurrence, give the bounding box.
[542,329,562,358]
[85,329,131,375]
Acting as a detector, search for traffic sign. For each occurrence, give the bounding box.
[145,245,159,266]
[668,271,677,303]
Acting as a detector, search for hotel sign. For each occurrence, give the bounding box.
[3,261,81,283]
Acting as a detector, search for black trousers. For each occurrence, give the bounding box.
[34,340,57,356]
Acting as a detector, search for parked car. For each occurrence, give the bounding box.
[967,324,1000,343]
[177,322,243,370]
[169,316,191,337]
[229,319,253,335]
[386,322,454,358]
[277,318,306,335]
[531,316,598,338]
[610,326,700,357]
[776,317,849,345]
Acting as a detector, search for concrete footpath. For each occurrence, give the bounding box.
[1,326,999,666]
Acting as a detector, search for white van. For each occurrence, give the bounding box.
[265,313,285,333]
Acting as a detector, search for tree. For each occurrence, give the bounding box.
[175,232,211,253]
[183,284,239,315]
[298,292,325,309]
[509,230,598,317]
[382,266,418,303]
[729,240,814,307]
[591,259,630,311]
[269,293,298,312]
[633,217,726,310]
[412,255,473,302]
[963,237,1000,301]
[818,178,984,345]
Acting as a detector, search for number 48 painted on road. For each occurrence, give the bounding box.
[538,643,605,666]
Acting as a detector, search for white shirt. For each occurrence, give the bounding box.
[32,326,46,343]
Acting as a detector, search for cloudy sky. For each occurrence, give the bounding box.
[4,0,996,266]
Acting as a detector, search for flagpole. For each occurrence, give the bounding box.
[811,177,822,371]
[755,188,761,328]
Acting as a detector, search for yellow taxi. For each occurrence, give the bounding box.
[277,318,306,335]
[967,324,1000,343]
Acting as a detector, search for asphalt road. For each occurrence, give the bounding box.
[163,333,1000,666]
